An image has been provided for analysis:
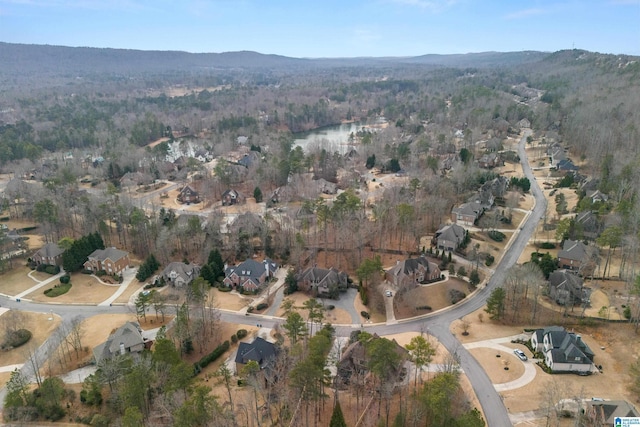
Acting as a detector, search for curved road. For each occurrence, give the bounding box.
[0,131,545,425]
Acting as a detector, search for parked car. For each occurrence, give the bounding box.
[385,290,393,297]
[513,349,528,361]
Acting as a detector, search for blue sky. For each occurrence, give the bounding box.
[0,0,638,57]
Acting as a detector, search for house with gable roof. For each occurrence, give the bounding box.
[558,239,588,271]
[84,247,130,275]
[434,223,466,252]
[161,261,201,287]
[93,321,150,363]
[32,242,64,266]
[177,184,201,204]
[297,266,349,298]
[575,211,602,240]
[223,258,278,292]
[549,269,590,306]
[451,202,484,226]
[222,189,242,206]
[234,336,278,375]
[586,400,640,426]
[533,327,595,373]
[385,255,441,288]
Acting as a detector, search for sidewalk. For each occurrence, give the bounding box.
[463,333,537,392]
[14,271,66,299]
[97,267,138,307]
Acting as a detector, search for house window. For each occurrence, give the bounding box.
[574,357,581,361]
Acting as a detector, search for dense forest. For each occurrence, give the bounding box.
[1,43,640,426]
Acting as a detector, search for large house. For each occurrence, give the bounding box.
[161,262,201,287]
[223,258,278,292]
[93,322,150,363]
[548,270,590,306]
[84,247,130,275]
[549,143,567,168]
[558,239,588,272]
[585,400,640,426]
[336,333,408,388]
[434,224,466,252]
[177,184,200,204]
[531,327,595,373]
[32,242,64,266]
[530,327,594,373]
[297,266,349,298]
[451,202,484,226]
[477,153,503,169]
[235,337,278,375]
[575,211,602,240]
[385,255,441,288]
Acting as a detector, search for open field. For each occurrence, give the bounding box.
[27,273,119,304]
[0,265,39,295]
[395,277,473,320]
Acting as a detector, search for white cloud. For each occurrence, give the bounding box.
[504,8,546,20]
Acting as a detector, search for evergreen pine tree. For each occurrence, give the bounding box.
[329,399,347,427]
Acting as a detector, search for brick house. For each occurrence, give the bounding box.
[385,255,441,288]
[177,184,200,204]
[84,247,130,275]
[223,258,278,292]
[32,242,64,266]
[557,239,587,271]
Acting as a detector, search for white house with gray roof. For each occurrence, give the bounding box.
[161,261,201,287]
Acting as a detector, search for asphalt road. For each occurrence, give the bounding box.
[0,131,546,425]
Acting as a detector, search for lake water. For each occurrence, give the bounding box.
[292,122,366,154]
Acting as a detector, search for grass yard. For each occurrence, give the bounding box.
[395,278,474,320]
[0,311,62,388]
[28,273,118,304]
[0,264,39,296]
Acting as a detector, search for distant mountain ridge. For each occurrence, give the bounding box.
[3,42,633,82]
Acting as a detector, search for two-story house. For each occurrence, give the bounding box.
[32,242,64,266]
[161,262,201,287]
[84,247,130,275]
[385,255,441,288]
[223,258,278,292]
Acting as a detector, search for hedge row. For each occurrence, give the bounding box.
[194,340,230,374]
[45,282,72,297]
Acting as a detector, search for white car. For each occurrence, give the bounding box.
[385,290,393,297]
[513,349,528,361]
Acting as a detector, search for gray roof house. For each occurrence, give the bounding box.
[297,266,349,297]
[451,202,484,226]
[558,239,588,271]
[549,270,590,306]
[586,400,640,426]
[575,211,602,240]
[161,262,201,287]
[32,242,64,266]
[234,337,277,374]
[538,327,594,373]
[223,258,278,292]
[93,321,149,363]
[434,224,466,252]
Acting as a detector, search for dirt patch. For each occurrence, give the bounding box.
[468,347,525,383]
[324,308,352,324]
[395,278,472,320]
[211,288,251,311]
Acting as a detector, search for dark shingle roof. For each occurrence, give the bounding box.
[234,337,277,369]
